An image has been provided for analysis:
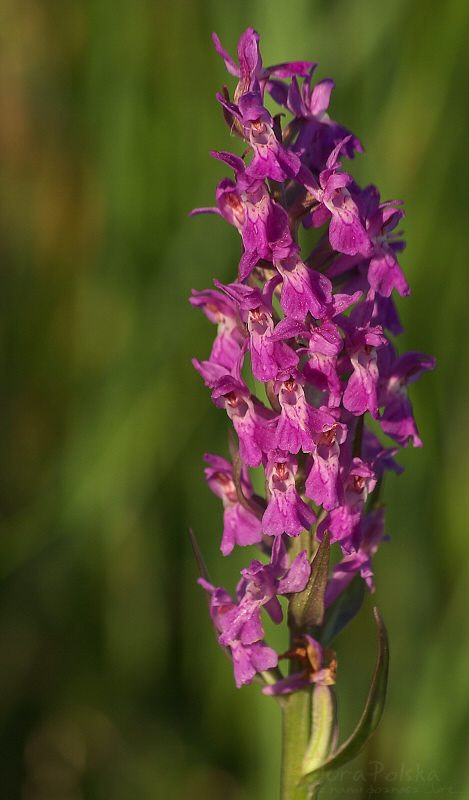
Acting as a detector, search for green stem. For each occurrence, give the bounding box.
[281,684,338,799]
[280,688,312,800]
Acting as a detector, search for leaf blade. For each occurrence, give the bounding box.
[300,607,390,787]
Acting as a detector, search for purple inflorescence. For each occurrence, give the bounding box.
[191,29,435,691]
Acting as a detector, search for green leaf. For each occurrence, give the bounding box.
[315,572,365,646]
[300,607,390,788]
[288,531,330,630]
[302,685,338,777]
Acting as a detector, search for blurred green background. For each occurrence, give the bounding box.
[1,0,468,797]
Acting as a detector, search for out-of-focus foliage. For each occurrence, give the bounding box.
[1,0,468,797]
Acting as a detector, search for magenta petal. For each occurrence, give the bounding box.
[262,485,316,537]
[212,32,240,76]
[262,671,311,695]
[264,595,283,624]
[276,550,311,594]
[232,640,278,688]
[329,210,371,257]
[368,249,410,298]
[309,78,334,115]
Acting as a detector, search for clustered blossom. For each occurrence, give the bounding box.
[191,29,435,692]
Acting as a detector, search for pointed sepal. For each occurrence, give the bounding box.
[300,607,389,788]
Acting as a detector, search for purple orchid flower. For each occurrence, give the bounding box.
[208,170,294,280]
[198,539,310,688]
[212,28,313,103]
[338,307,388,419]
[362,427,404,477]
[324,507,387,607]
[310,140,372,257]
[191,28,435,710]
[304,416,347,510]
[212,372,276,468]
[190,288,245,370]
[198,580,278,688]
[233,540,310,633]
[317,457,377,553]
[378,345,436,446]
[299,292,361,406]
[216,89,320,195]
[273,71,363,171]
[214,278,298,382]
[276,252,332,321]
[262,450,317,537]
[204,453,263,555]
[274,373,336,454]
